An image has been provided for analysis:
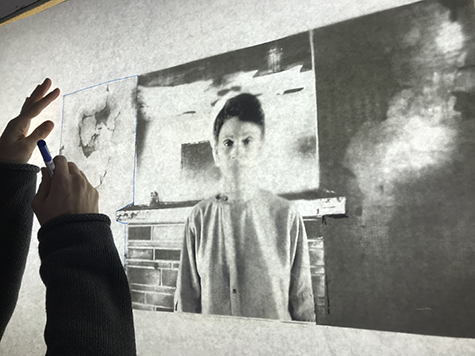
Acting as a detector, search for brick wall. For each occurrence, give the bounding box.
[126,224,183,311]
[126,218,328,323]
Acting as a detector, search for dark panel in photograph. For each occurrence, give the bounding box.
[314,0,475,337]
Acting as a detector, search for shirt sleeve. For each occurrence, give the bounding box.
[0,162,38,340]
[174,216,201,313]
[38,213,137,355]
[289,212,316,322]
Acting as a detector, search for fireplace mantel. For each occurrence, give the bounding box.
[117,196,346,224]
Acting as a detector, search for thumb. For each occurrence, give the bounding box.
[25,120,55,146]
[32,168,52,210]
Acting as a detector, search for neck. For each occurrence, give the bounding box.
[221,175,258,201]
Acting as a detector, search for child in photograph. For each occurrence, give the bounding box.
[174,93,315,322]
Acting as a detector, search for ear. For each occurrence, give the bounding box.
[211,141,220,167]
[256,133,265,154]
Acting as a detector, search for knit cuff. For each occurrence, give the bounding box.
[37,214,113,261]
[39,213,111,234]
[0,161,39,173]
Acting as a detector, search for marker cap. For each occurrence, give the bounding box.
[37,139,53,162]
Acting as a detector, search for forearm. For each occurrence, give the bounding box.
[38,214,136,356]
[0,162,38,340]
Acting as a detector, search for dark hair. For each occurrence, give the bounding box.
[213,93,265,142]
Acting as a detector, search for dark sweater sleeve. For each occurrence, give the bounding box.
[0,162,38,340]
[38,214,136,356]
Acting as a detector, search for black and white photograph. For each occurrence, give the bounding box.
[121,31,324,323]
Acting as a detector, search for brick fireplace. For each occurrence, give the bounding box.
[117,196,345,324]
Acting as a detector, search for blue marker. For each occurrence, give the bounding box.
[37,140,55,177]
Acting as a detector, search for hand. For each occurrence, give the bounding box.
[0,78,60,164]
[32,156,99,225]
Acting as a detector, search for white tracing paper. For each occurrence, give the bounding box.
[60,77,137,249]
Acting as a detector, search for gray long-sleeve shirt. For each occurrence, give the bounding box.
[175,190,316,322]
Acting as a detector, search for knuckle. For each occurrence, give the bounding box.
[5,119,15,129]
[72,174,85,188]
[4,118,19,133]
[53,155,67,164]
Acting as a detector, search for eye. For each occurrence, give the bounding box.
[223,139,233,147]
[243,137,252,145]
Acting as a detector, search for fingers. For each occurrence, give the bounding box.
[18,78,60,128]
[21,86,39,112]
[15,87,60,136]
[78,169,88,181]
[78,169,95,193]
[52,155,69,176]
[9,79,60,136]
[53,156,86,178]
[33,156,100,224]
[31,78,52,104]
[24,120,55,146]
[67,162,94,195]
[67,161,81,176]
[22,78,52,111]
[21,78,51,112]
[20,87,60,119]
[21,94,33,112]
